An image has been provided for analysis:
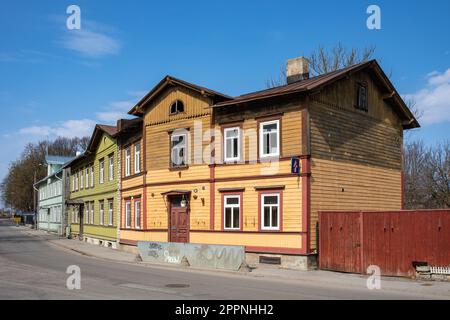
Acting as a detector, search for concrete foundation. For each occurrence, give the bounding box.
[82,236,117,249]
[246,253,317,271]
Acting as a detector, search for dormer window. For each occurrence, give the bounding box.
[170,100,184,114]
[356,83,368,111]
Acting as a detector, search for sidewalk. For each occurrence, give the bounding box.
[19,226,450,299]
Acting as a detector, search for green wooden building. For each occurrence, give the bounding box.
[64,124,120,248]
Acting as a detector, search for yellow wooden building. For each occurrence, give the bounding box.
[119,58,419,268]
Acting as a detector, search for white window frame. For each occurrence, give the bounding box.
[75,173,79,191]
[90,166,94,188]
[80,170,84,189]
[170,133,188,167]
[259,119,280,158]
[109,154,114,181]
[223,195,241,230]
[125,147,131,177]
[134,143,141,174]
[99,160,104,184]
[261,193,280,230]
[85,168,89,189]
[85,203,89,224]
[99,201,104,225]
[108,200,113,226]
[125,200,131,228]
[224,127,241,162]
[134,200,141,229]
[90,201,94,225]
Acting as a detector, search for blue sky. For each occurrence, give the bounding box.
[1,0,449,206]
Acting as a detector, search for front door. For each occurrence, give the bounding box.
[169,195,189,243]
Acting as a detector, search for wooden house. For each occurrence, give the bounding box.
[121,58,418,269]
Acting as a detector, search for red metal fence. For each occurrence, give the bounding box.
[319,210,450,277]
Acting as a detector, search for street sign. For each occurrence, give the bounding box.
[291,157,300,174]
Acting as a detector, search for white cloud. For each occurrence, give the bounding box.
[404,68,450,125]
[95,99,135,123]
[19,119,96,138]
[61,29,120,57]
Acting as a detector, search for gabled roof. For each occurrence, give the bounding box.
[62,119,142,169]
[213,60,419,129]
[45,155,74,165]
[85,124,118,154]
[128,75,233,116]
[35,156,75,186]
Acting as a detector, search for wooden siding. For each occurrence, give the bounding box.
[144,86,211,126]
[68,132,119,241]
[213,98,305,163]
[121,137,144,180]
[309,70,403,170]
[309,70,404,250]
[214,176,302,232]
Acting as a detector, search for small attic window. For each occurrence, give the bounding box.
[170,100,184,114]
[356,83,368,111]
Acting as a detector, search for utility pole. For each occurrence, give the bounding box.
[34,170,37,229]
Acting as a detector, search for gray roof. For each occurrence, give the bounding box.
[45,155,75,165]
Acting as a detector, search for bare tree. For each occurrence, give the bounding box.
[0,136,89,212]
[309,43,376,76]
[403,140,450,209]
[266,43,376,88]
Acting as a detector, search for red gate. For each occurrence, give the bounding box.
[319,210,450,277]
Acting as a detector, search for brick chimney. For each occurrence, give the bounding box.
[286,56,309,84]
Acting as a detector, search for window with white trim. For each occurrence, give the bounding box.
[85,168,89,189]
[108,154,114,181]
[125,201,131,228]
[261,193,280,230]
[85,203,89,224]
[99,201,104,225]
[224,127,241,162]
[125,147,131,177]
[259,120,280,158]
[134,143,141,174]
[90,202,94,225]
[99,160,104,184]
[80,169,84,189]
[108,200,113,226]
[134,199,141,229]
[170,133,187,167]
[223,195,240,230]
[75,173,79,191]
[90,166,94,188]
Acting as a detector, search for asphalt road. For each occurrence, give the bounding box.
[0,219,448,300]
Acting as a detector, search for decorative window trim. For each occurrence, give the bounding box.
[99,159,105,184]
[134,199,141,229]
[223,126,242,162]
[125,200,131,228]
[108,154,114,181]
[125,147,131,177]
[221,192,243,231]
[259,191,282,231]
[169,99,185,115]
[259,119,281,159]
[99,201,104,225]
[170,132,188,168]
[108,199,114,226]
[134,142,141,174]
[90,165,94,188]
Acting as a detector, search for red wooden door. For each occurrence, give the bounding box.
[169,196,189,243]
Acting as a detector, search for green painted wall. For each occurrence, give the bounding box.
[68,133,119,242]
